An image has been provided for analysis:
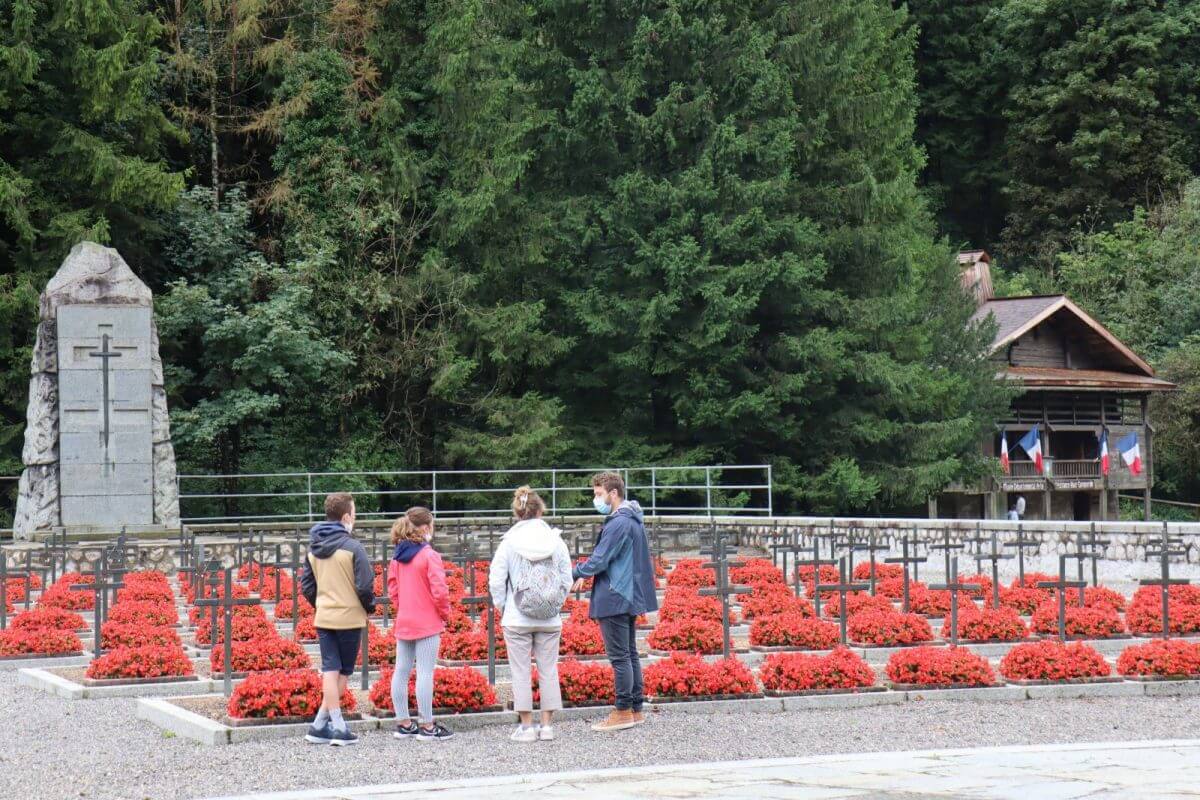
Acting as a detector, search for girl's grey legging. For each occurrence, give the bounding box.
[391,634,440,724]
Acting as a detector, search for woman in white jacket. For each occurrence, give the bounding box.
[489,485,573,742]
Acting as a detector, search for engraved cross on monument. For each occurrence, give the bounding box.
[13,242,179,538]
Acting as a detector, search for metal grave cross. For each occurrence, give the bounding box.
[815,557,869,645]
[931,557,981,647]
[964,522,991,574]
[1076,523,1112,588]
[699,550,751,658]
[884,534,927,614]
[1003,522,1041,585]
[1140,522,1191,640]
[460,590,498,685]
[772,531,810,599]
[70,555,125,656]
[197,568,263,696]
[86,333,122,449]
[1037,555,1088,642]
[929,528,965,580]
[972,532,1013,608]
[855,532,890,596]
[795,534,838,616]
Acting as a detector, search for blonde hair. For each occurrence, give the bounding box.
[391,506,433,545]
[511,485,546,521]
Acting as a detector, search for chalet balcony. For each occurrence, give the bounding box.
[1049,460,1100,479]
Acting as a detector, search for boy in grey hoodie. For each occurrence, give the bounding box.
[489,486,572,741]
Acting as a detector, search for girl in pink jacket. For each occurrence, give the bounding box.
[387,507,454,741]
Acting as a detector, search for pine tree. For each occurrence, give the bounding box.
[992,0,1200,270]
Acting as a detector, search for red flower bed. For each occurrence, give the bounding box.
[820,592,894,619]
[654,556,670,578]
[940,606,1027,642]
[750,613,840,650]
[116,583,175,606]
[999,640,1110,682]
[1030,601,1125,638]
[647,618,723,654]
[438,629,508,661]
[0,627,82,656]
[10,607,86,632]
[737,584,814,619]
[562,597,589,618]
[666,559,715,588]
[273,596,314,621]
[444,604,473,633]
[848,610,933,646]
[852,562,903,582]
[644,653,758,698]
[759,647,876,692]
[1131,584,1200,608]
[188,602,263,626]
[1117,639,1200,678]
[369,666,497,713]
[108,600,179,627]
[368,623,395,665]
[959,573,993,598]
[228,669,356,719]
[999,585,1051,615]
[1126,600,1200,636]
[195,613,275,646]
[876,577,922,601]
[5,581,27,604]
[796,564,840,593]
[100,622,181,650]
[211,636,310,674]
[293,616,317,642]
[87,645,194,680]
[908,586,977,617]
[252,574,294,602]
[559,618,606,655]
[731,559,785,586]
[39,586,94,611]
[1012,572,1058,590]
[534,659,615,705]
[1082,586,1127,612]
[659,590,736,624]
[885,645,995,686]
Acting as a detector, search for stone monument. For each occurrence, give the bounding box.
[13,242,180,539]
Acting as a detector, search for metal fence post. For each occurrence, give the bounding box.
[705,467,713,519]
[767,464,773,517]
[551,469,557,517]
[651,467,657,518]
[306,473,313,522]
[432,471,438,516]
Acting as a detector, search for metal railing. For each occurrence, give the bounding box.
[176,464,773,524]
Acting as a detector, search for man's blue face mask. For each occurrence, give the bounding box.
[593,496,611,515]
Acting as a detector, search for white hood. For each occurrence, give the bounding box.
[504,518,562,560]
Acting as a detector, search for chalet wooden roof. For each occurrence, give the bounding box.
[971,294,1157,376]
[971,294,1177,392]
[998,366,1175,392]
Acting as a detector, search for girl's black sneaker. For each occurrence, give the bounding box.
[416,723,455,741]
[394,721,420,739]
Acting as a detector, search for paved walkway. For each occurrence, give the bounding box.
[206,739,1200,799]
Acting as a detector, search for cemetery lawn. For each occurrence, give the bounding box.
[9,674,1200,799]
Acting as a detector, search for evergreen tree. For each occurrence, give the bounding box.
[905,0,1006,248]
[991,0,1200,269]
[437,0,1007,512]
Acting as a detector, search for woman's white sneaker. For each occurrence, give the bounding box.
[510,725,538,742]
[537,725,555,741]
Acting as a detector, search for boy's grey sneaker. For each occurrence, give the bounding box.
[305,723,334,744]
[394,721,419,739]
[329,728,359,746]
[416,722,455,741]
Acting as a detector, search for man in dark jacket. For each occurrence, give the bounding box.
[299,492,375,746]
[573,471,658,731]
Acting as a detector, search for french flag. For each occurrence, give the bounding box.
[1018,425,1043,473]
[1000,433,1010,474]
[1098,429,1109,476]
[1118,432,1142,476]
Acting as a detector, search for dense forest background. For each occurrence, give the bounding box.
[1,0,1198,522]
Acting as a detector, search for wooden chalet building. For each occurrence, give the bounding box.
[935,251,1175,521]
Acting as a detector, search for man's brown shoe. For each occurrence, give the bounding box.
[590,709,636,732]
[631,710,646,725]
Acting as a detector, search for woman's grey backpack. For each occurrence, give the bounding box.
[512,554,568,620]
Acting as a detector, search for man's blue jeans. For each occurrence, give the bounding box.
[598,613,643,712]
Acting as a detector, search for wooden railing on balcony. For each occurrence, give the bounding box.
[1049,460,1101,479]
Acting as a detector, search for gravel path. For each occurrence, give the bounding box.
[4,674,1200,800]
